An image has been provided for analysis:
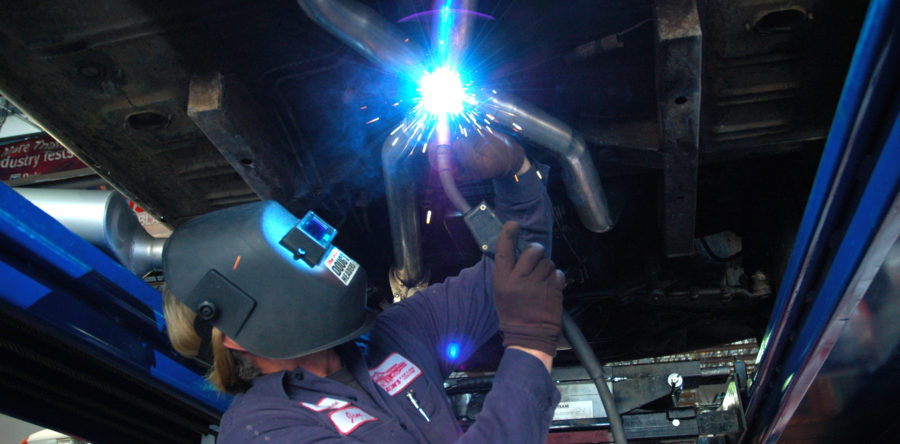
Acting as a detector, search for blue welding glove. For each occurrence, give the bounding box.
[493,221,565,356]
[429,131,526,181]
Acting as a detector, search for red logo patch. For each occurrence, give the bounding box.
[368,353,422,396]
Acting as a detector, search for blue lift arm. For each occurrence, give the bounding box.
[0,182,230,442]
[745,0,900,441]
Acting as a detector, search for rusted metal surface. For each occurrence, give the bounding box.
[653,0,703,257]
[0,2,261,226]
[606,338,759,374]
[187,73,311,210]
[697,0,866,161]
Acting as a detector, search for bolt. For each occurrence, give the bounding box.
[672,419,681,427]
[197,301,217,321]
[481,244,488,251]
[479,204,487,211]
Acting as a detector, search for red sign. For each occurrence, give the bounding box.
[0,135,88,181]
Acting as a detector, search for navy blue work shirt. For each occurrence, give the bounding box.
[217,164,560,443]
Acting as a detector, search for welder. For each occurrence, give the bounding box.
[162,131,565,443]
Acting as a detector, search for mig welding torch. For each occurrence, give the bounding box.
[433,116,627,444]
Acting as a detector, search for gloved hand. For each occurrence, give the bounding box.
[428,131,526,181]
[493,221,565,356]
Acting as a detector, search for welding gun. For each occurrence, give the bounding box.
[433,117,530,258]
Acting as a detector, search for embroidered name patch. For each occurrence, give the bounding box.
[329,406,377,435]
[368,353,422,396]
[300,397,349,412]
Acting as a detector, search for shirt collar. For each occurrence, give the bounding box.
[245,342,368,400]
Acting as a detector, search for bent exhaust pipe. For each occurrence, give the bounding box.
[297,0,426,80]
[479,91,614,232]
[14,188,165,277]
[381,126,428,295]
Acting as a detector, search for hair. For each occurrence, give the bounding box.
[161,286,259,394]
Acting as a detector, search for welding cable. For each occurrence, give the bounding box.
[562,310,628,443]
[436,144,472,213]
[433,119,622,440]
[435,113,472,214]
[444,376,495,396]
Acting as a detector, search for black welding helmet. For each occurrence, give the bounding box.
[163,201,373,359]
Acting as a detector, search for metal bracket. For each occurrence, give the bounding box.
[653,0,703,257]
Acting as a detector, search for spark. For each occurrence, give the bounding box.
[365,117,380,125]
[425,210,432,224]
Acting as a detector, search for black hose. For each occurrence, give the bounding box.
[445,375,495,395]
[436,143,473,213]
[562,310,627,443]
[435,145,624,441]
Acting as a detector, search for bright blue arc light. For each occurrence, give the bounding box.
[419,67,465,115]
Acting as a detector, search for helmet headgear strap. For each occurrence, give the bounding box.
[193,315,214,369]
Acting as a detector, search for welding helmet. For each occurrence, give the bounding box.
[163,201,373,359]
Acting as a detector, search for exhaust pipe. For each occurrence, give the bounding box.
[298,0,434,291]
[381,126,428,295]
[13,188,165,277]
[297,0,427,80]
[298,0,614,292]
[480,91,614,232]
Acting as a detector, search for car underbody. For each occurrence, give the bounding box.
[0,0,874,442]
